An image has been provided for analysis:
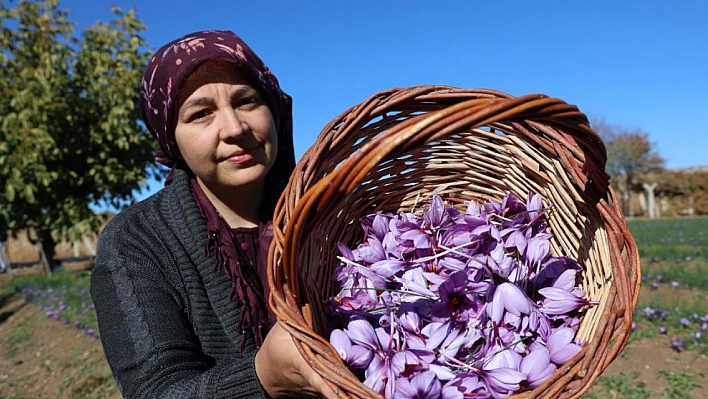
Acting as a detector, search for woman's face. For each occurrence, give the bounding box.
[174,65,278,198]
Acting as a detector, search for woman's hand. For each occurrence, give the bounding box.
[255,321,338,399]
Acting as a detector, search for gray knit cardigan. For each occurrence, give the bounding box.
[90,167,270,399]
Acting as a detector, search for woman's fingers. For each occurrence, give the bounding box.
[255,321,340,398]
[300,362,339,399]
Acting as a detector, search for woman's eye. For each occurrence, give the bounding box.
[236,96,260,108]
[189,109,211,122]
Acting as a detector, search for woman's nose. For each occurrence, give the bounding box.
[220,110,247,140]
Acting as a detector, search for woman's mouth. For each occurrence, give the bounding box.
[224,148,256,164]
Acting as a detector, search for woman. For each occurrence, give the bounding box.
[90,30,335,399]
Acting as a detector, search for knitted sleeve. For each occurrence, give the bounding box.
[90,204,268,399]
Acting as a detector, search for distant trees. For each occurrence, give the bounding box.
[591,118,665,216]
[0,0,159,272]
[591,118,707,217]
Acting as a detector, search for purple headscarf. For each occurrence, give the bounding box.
[139,30,295,347]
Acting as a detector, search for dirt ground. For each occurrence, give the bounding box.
[593,283,708,397]
[0,289,121,399]
[599,335,708,396]
[0,275,706,399]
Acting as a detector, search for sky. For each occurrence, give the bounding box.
[58,0,708,201]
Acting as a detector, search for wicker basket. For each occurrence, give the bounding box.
[267,86,641,399]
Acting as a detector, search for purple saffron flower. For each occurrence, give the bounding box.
[551,269,579,292]
[526,192,544,220]
[330,329,374,369]
[527,309,553,341]
[538,287,589,316]
[531,257,582,289]
[488,282,533,324]
[367,213,393,241]
[346,318,381,351]
[442,373,486,399]
[379,314,392,328]
[404,336,436,366]
[394,350,428,378]
[547,327,581,365]
[501,227,528,256]
[400,229,433,252]
[670,338,685,352]
[348,323,402,397]
[421,321,452,351]
[479,366,525,399]
[441,383,465,399]
[426,193,453,230]
[395,371,442,399]
[499,193,527,217]
[465,347,523,396]
[439,222,476,249]
[332,289,378,314]
[671,281,679,289]
[364,349,414,398]
[519,347,557,388]
[525,235,551,267]
[680,318,691,327]
[400,267,436,298]
[436,327,477,372]
[352,237,386,264]
[487,245,517,280]
[484,343,523,370]
[350,264,389,289]
[432,271,480,322]
[437,256,467,273]
[370,259,408,278]
[397,305,422,334]
[659,326,667,334]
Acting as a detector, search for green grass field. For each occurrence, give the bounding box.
[628,217,708,290]
[585,216,708,399]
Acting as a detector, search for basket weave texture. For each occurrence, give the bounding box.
[267,86,641,399]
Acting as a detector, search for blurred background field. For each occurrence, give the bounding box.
[1,215,707,398]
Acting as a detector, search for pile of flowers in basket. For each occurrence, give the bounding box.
[327,192,596,399]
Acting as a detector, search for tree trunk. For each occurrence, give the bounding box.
[643,182,659,219]
[38,242,52,277]
[28,227,55,277]
[1,240,13,279]
[82,235,96,256]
